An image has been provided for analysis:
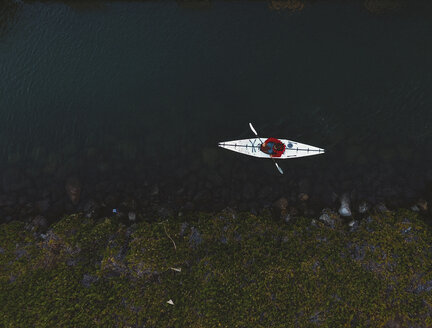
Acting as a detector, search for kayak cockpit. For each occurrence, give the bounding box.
[260,138,286,157]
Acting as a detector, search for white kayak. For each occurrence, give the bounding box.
[218,138,325,159]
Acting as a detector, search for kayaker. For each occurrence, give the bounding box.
[260,140,275,155]
[260,138,286,157]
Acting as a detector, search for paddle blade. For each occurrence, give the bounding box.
[249,123,258,136]
[275,162,284,175]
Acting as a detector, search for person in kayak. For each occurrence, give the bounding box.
[260,138,286,157]
[261,141,275,154]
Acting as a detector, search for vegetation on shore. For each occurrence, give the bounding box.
[1,208,432,327]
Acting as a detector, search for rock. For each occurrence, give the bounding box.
[417,199,428,211]
[273,197,289,220]
[411,205,420,212]
[83,200,98,218]
[348,220,359,232]
[273,197,288,211]
[318,213,335,229]
[283,213,292,223]
[375,202,389,213]
[189,227,202,248]
[82,274,98,288]
[128,212,136,221]
[363,216,374,229]
[65,177,81,205]
[298,193,309,202]
[358,201,370,214]
[338,193,352,217]
[150,185,159,196]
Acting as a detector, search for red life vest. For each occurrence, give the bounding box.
[260,138,286,157]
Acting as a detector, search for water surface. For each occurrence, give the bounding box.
[1,1,432,219]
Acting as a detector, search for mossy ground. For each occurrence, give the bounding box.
[1,209,432,327]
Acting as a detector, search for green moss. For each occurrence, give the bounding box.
[1,209,432,327]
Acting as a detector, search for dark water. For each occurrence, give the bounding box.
[1,1,432,220]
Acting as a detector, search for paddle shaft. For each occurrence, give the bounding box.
[248,123,283,174]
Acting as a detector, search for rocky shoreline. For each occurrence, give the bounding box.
[2,207,432,327]
[1,155,431,228]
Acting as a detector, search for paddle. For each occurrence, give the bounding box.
[249,123,284,175]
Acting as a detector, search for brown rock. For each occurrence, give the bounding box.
[417,199,428,211]
[65,177,81,205]
[299,193,309,202]
[273,197,288,211]
[273,197,289,220]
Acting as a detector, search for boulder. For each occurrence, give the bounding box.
[338,193,352,217]
[298,193,309,202]
[65,177,81,205]
[358,201,370,214]
[348,220,359,232]
[417,199,428,211]
[318,213,335,229]
[128,212,136,221]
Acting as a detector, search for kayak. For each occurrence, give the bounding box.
[218,138,325,159]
